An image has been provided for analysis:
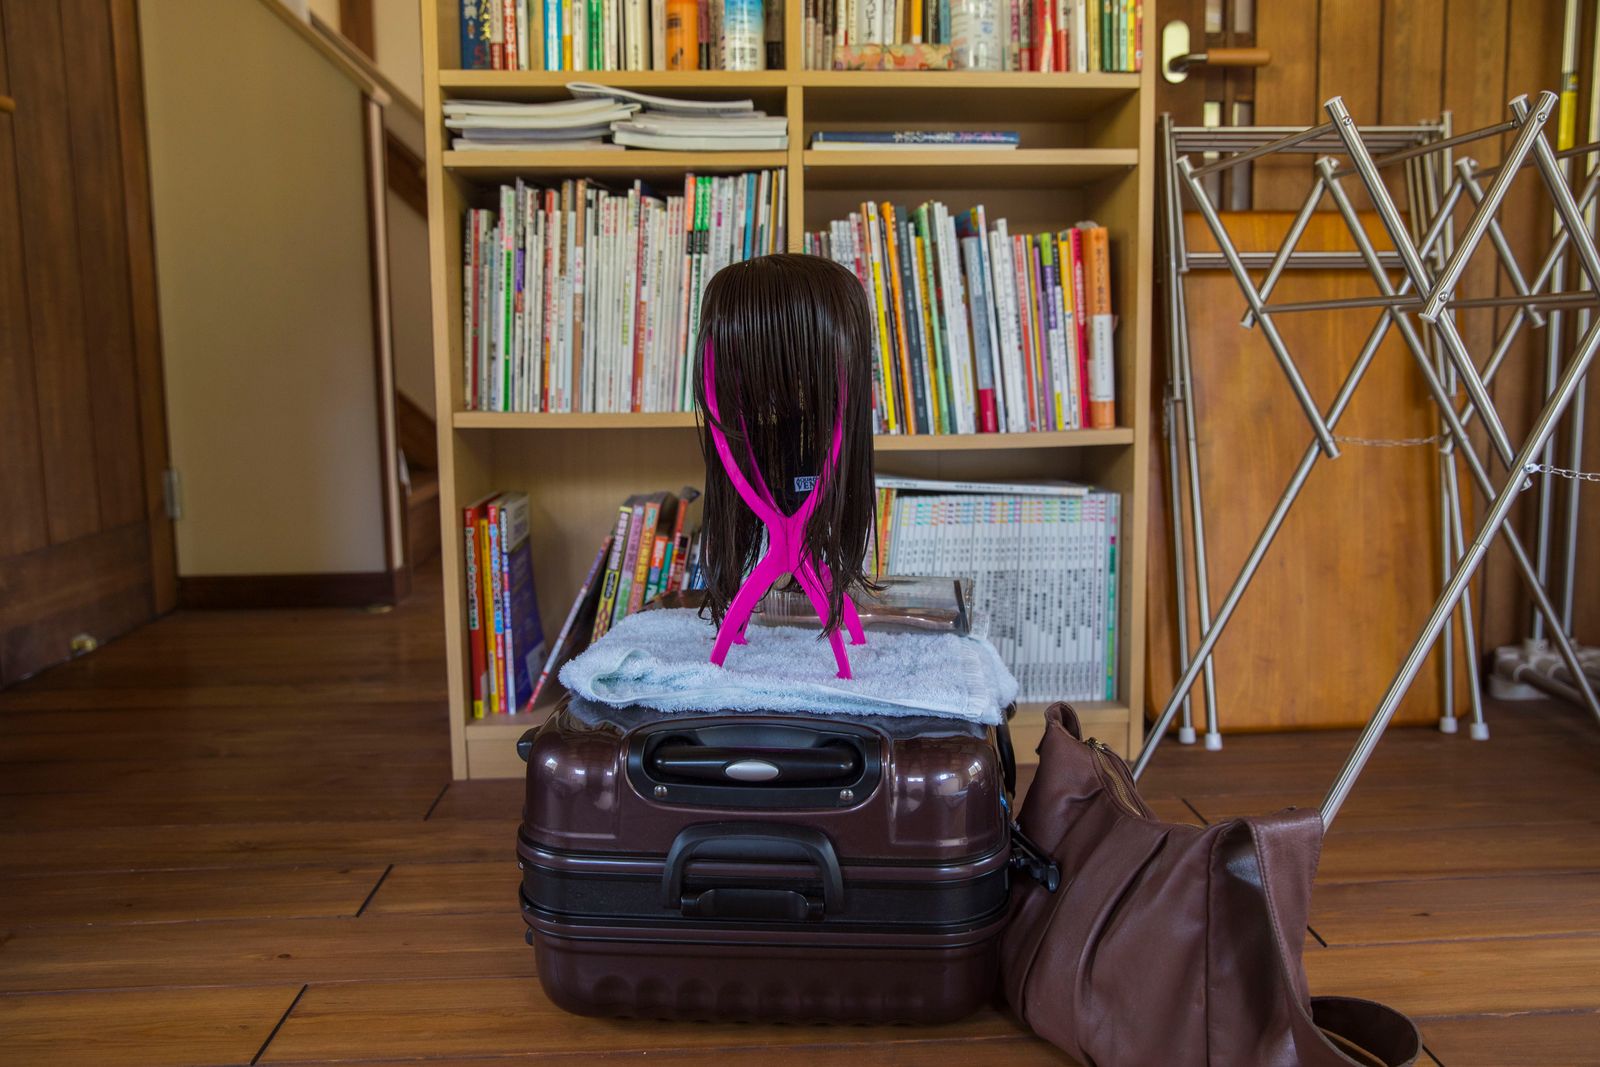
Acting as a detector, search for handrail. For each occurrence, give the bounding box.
[252,0,390,106]
[309,12,425,125]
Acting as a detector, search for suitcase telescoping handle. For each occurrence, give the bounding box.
[662,823,844,921]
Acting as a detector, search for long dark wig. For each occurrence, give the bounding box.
[692,253,876,635]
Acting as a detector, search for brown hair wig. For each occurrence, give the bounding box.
[693,253,876,635]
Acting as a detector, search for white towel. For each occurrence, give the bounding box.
[559,609,1018,725]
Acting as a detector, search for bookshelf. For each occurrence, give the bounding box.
[421,2,1154,779]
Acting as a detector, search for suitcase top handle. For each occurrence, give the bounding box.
[662,822,845,917]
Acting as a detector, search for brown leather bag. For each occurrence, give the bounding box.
[1002,703,1420,1067]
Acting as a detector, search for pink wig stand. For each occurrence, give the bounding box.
[703,347,865,679]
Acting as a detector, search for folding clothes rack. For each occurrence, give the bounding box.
[1140,92,1600,828]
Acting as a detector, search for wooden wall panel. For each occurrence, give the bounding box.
[1475,0,1569,654]
[1317,0,1383,126]
[1,0,100,544]
[0,1,49,560]
[63,0,146,531]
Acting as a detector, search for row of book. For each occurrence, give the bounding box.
[463,491,547,717]
[462,169,787,414]
[465,476,1117,714]
[461,0,785,71]
[445,86,787,153]
[871,475,1120,703]
[804,204,1116,435]
[803,0,1143,71]
[589,488,706,642]
[808,130,1021,150]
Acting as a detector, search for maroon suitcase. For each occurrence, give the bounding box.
[517,694,1016,1023]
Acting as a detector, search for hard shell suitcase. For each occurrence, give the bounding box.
[517,693,1015,1023]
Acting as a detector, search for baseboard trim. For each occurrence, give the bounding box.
[178,570,406,610]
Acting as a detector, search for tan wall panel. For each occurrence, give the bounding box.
[140,0,385,576]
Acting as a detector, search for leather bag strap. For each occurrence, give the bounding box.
[1250,816,1422,1067]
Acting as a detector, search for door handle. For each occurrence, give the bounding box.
[1162,20,1270,84]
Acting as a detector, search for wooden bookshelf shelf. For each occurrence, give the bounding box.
[453,413,1133,450]
[802,148,1137,189]
[453,411,698,429]
[423,1,1155,778]
[443,149,789,178]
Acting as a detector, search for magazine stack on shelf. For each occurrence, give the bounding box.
[571,82,790,151]
[805,203,1117,435]
[869,475,1120,703]
[443,97,637,151]
[810,130,1020,150]
[463,169,787,414]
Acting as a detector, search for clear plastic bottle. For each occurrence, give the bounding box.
[722,0,766,71]
[950,0,999,70]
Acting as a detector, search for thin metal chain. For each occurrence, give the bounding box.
[1333,433,1448,448]
[1524,462,1600,483]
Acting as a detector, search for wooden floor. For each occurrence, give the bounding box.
[2,563,1598,1066]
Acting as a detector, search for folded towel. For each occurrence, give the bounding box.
[559,608,1017,725]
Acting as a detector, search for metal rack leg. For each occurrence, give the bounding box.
[1322,314,1600,827]
[1320,157,1600,725]
[1134,170,1464,778]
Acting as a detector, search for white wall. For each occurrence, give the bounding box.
[141,0,387,576]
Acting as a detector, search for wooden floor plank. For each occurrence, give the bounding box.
[0,984,301,1067]
[0,913,535,992]
[1304,935,1600,1018]
[2,561,1597,1064]
[1314,822,1600,884]
[1312,872,1600,946]
[0,818,511,875]
[260,977,1063,1064]
[0,864,386,926]
[363,861,513,917]
[0,784,448,829]
[1419,1009,1600,1066]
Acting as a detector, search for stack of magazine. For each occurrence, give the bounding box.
[443,97,636,151]
[869,475,1120,704]
[444,85,788,153]
[573,82,789,151]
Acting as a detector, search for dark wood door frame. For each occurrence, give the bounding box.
[109,0,177,615]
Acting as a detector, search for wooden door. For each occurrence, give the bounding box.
[1146,0,1584,732]
[0,0,174,686]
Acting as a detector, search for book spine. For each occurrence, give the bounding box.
[612,501,646,624]
[646,534,669,600]
[592,505,633,640]
[627,499,661,613]
[485,502,507,714]
[880,203,919,433]
[1084,224,1115,428]
[463,505,486,718]
[497,502,517,710]
[1069,226,1090,427]
[461,0,490,68]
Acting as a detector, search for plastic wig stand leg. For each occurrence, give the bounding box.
[702,348,865,679]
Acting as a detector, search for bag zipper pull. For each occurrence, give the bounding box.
[1009,820,1062,892]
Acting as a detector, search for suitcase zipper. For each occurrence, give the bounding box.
[1087,738,1153,819]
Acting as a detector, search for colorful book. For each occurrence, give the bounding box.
[483,495,508,714]
[462,493,498,718]
[494,491,546,714]
[1079,221,1115,428]
[594,499,637,639]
